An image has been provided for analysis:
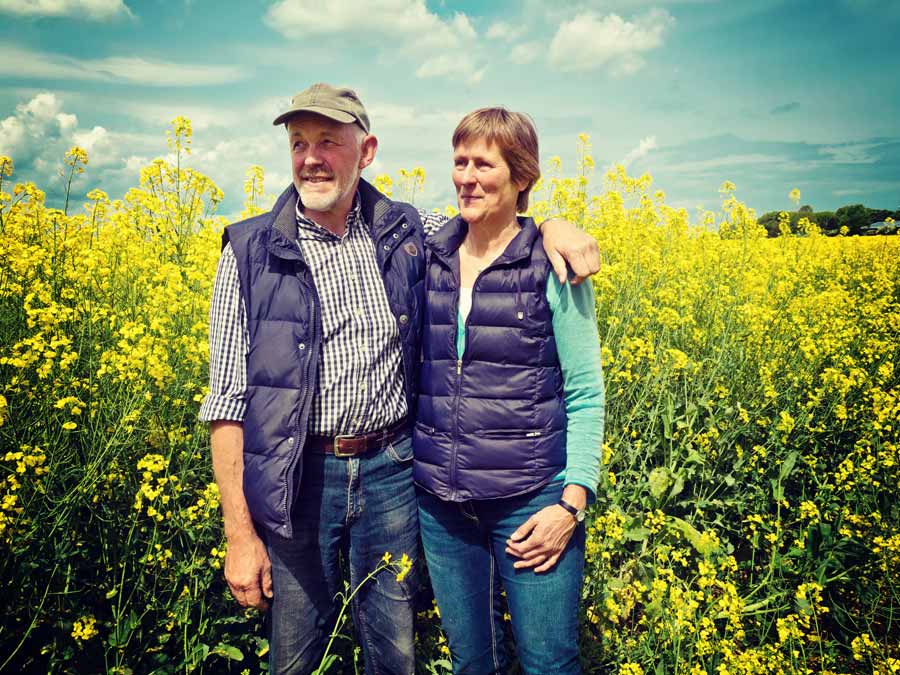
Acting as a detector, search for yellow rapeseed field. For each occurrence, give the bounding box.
[0,122,898,674]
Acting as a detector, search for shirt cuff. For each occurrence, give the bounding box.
[198,395,246,423]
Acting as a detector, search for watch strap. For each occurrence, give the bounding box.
[558,498,585,522]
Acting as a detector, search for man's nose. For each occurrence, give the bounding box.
[303,145,324,166]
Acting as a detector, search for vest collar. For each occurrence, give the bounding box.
[427,215,539,267]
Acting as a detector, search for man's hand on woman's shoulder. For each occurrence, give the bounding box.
[539,218,600,285]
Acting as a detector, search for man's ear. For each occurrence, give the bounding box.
[359,134,378,170]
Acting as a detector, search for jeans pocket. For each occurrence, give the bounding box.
[385,434,413,465]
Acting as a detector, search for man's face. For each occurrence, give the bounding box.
[287,113,374,214]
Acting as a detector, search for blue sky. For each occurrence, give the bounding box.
[1,0,899,220]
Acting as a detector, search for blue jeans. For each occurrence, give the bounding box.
[418,480,585,675]
[263,433,418,675]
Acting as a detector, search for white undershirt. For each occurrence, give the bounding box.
[459,286,473,325]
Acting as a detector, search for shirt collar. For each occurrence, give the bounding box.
[295,191,363,240]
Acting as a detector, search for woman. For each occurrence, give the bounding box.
[413,108,606,675]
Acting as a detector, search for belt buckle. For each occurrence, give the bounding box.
[333,434,359,458]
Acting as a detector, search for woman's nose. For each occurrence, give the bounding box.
[461,163,476,184]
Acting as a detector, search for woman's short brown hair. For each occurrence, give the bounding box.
[452,107,540,213]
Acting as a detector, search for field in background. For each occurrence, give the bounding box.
[1,121,898,674]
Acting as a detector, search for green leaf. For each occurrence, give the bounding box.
[780,450,800,482]
[686,449,706,465]
[210,643,243,661]
[669,474,684,499]
[669,517,718,556]
[625,526,651,542]
[187,643,209,668]
[648,467,672,500]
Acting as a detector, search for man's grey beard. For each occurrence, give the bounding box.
[299,184,342,212]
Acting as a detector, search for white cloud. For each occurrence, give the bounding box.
[621,135,657,168]
[0,45,247,86]
[72,125,113,164]
[415,53,483,83]
[0,0,132,20]
[818,142,881,164]
[0,92,109,195]
[662,153,787,174]
[548,9,674,74]
[486,20,525,41]
[117,95,287,131]
[365,102,462,131]
[1,93,75,162]
[510,41,541,65]
[264,0,482,79]
[0,92,223,206]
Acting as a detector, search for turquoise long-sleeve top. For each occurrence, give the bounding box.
[456,274,606,498]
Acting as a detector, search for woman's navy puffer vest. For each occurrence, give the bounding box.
[225,179,424,538]
[414,215,567,502]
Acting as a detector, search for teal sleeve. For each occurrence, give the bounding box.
[547,274,605,500]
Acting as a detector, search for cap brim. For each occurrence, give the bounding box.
[272,105,356,127]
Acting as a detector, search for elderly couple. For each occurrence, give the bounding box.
[200,83,605,675]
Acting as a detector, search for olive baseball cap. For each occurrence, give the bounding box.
[272,83,370,133]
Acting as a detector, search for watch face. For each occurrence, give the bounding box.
[576,511,585,523]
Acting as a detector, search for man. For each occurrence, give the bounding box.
[199,83,600,675]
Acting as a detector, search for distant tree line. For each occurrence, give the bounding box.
[757,204,900,237]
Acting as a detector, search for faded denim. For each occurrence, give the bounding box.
[264,434,418,675]
[418,480,585,675]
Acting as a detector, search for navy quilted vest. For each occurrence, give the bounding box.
[225,179,425,537]
[413,215,567,501]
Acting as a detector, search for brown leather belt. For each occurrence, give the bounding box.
[305,417,411,458]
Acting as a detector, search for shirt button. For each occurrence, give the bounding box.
[383,244,390,250]
[399,314,409,325]
[298,342,306,351]
[401,222,408,229]
[287,437,294,447]
[392,232,399,239]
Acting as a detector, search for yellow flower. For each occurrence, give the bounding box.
[71,615,98,641]
[395,552,413,583]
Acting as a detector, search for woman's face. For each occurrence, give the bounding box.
[452,137,525,227]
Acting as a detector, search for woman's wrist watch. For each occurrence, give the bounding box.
[557,498,586,522]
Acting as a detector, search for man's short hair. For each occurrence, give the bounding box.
[452,107,540,213]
